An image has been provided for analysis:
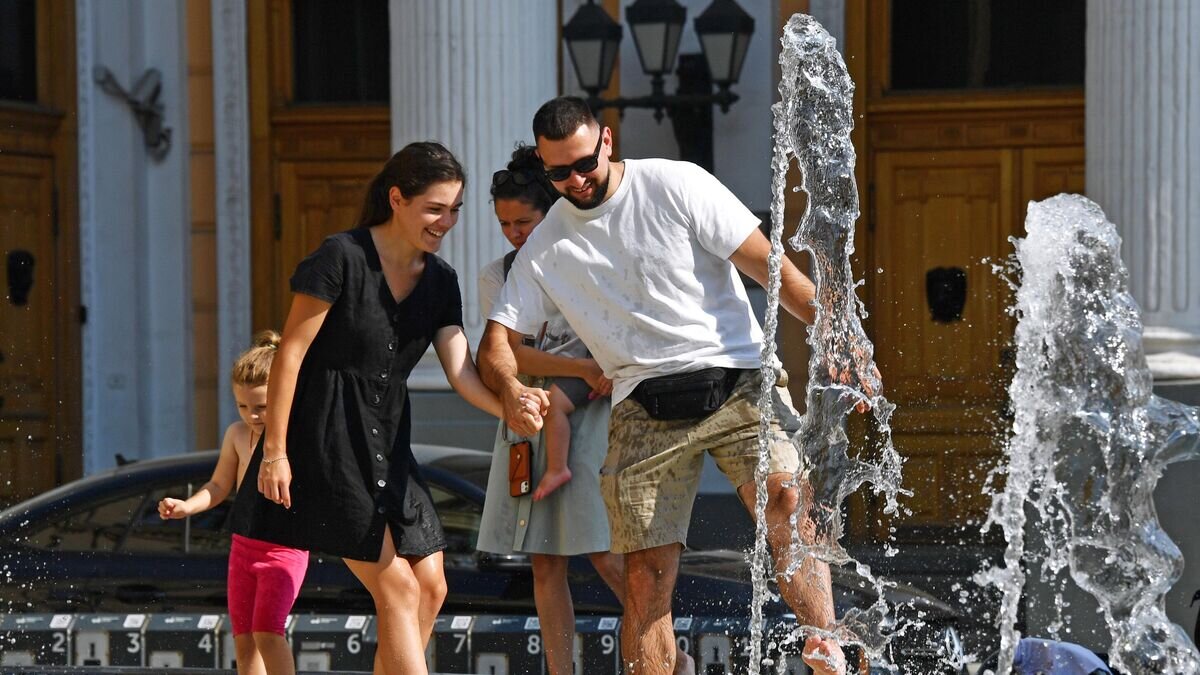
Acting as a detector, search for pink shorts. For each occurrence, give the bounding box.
[227,534,309,636]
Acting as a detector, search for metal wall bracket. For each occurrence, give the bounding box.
[94,66,172,161]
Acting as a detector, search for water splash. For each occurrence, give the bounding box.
[751,14,906,672]
[980,194,1200,674]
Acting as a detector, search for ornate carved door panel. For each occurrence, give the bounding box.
[0,155,58,502]
[0,0,79,501]
[249,0,390,330]
[871,149,1014,539]
[277,160,381,307]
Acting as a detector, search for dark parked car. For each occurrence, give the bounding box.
[0,445,968,671]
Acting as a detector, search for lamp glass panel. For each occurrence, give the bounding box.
[599,40,620,89]
[728,32,751,83]
[568,39,605,90]
[631,23,667,74]
[700,32,734,82]
[664,23,684,76]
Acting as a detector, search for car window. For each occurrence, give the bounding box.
[24,482,215,554]
[26,491,148,552]
[429,484,480,555]
[186,498,233,553]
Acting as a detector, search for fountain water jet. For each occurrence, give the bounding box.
[980,193,1200,674]
[751,14,907,673]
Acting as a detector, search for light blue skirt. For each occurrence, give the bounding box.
[476,396,611,556]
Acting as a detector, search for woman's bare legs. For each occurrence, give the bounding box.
[343,526,438,674]
[410,550,448,646]
[532,554,576,675]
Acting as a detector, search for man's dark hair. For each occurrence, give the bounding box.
[532,96,598,141]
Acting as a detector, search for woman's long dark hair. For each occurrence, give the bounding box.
[356,141,466,228]
[490,144,559,215]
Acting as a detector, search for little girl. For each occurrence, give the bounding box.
[159,331,308,675]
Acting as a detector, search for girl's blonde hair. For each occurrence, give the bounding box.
[231,330,280,387]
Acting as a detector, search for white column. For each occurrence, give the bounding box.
[1086,0,1200,379]
[390,0,559,389]
[212,0,253,431]
[77,0,193,472]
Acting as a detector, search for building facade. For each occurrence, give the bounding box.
[1,0,1198,651]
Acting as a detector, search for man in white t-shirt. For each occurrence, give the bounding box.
[480,96,845,675]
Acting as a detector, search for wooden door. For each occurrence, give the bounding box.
[871,149,1015,540]
[248,0,391,330]
[1020,146,1086,210]
[277,161,380,308]
[0,155,58,502]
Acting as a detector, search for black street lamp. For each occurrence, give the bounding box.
[562,0,754,123]
[562,1,623,97]
[694,0,754,94]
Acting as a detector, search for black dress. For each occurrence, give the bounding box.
[233,227,461,561]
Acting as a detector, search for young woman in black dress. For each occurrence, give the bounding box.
[243,142,507,674]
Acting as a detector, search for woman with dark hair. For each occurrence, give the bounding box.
[239,142,509,674]
[476,145,693,675]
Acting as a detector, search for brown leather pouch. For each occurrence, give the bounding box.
[508,441,532,497]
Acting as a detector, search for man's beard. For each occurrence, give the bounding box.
[562,168,610,210]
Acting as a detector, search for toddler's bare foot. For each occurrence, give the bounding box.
[532,467,572,501]
[802,636,846,675]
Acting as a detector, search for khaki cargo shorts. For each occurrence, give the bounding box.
[600,368,802,554]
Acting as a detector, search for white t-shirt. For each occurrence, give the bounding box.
[489,158,763,404]
[479,255,588,359]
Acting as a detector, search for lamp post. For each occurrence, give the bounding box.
[562,0,754,123]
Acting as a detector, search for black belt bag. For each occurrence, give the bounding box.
[631,367,749,421]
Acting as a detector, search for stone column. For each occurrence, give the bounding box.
[390,0,558,389]
[1084,0,1200,643]
[76,0,193,471]
[1086,0,1200,379]
[212,0,253,432]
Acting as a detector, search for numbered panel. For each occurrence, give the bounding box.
[575,616,621,674]
[470,615,545,675]
[0,613,73,666]
[143,613,222,668]
[291,614,374,671]
[72,614,146,667]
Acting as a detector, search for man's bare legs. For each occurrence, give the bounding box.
[621,544,685,675]
[532,551,692,675]
[532,385,576,501]
[737,473,845,675]
[589,551,694,675]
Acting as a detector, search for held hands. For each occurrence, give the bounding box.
[503,381,550,437]
[257,442,293,509]
[157,497,190,520]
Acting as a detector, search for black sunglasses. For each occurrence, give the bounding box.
[491,169,540,189]
[542,129,606,182]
